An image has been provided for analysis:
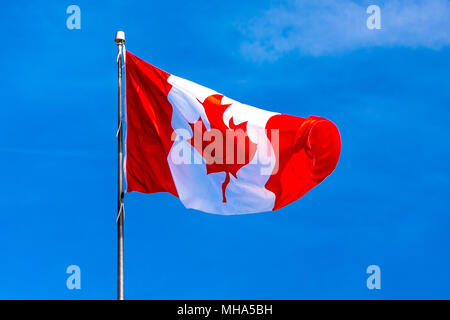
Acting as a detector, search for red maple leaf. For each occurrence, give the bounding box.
[188,94,257,203]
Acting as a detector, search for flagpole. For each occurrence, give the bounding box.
[115,30,125,300]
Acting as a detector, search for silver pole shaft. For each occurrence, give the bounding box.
[115,32,125,301]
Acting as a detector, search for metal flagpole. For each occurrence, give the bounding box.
[115,30,125,300]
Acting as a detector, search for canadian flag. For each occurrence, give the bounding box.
[125,52,341,214]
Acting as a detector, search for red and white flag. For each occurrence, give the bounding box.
[125,52,341,214]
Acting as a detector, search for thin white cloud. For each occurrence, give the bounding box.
[240,0,450,61]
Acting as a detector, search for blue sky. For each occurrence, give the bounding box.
[1,0,450,299]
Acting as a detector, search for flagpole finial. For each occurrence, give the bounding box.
[115,31,125,44]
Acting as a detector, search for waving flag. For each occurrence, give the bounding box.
[125,51,341,214]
